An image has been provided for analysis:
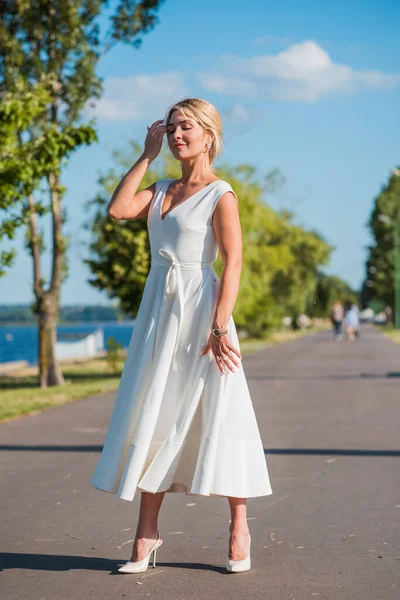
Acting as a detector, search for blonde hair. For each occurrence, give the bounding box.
[165,98,223,164]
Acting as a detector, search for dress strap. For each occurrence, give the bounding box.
[150,179,171,217]
[154,179,170,196]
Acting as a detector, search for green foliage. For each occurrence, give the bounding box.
[0,0,164,385]
[213,165,331,333]
[0,1,164,120]
[86,142,333,336]
[0,83,97,275]
[363,168,400,308]
[0,0,164,275]
[313,273,358,317]
[106,336,124,373]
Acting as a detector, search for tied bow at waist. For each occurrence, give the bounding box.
[151,248,213,371]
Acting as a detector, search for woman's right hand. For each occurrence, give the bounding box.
[142,120,167,162]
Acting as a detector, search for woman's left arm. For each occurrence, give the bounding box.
[200,191,243,374]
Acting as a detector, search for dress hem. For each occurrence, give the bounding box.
[92,481,273,502]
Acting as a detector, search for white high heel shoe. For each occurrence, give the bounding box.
[226,533,251,573]
[118,534,163,574]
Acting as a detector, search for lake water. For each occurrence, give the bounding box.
[0,322,135,365]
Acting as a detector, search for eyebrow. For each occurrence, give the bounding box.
[167,119,192,128]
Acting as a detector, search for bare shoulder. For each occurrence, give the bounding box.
[213,184,239,217]
[212,184,242,255]
[216,189,238,206]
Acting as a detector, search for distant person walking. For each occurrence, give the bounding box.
[344,301,360,341]
[331,301,344,340]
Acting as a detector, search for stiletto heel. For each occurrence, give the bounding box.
[118,534,163,574]
[226,533,251,573]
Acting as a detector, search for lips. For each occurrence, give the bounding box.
[175,144,186,149]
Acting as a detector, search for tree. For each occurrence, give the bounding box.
[363,168,400,312]
[1,83,96,385]
[0,0,164,386]
[0,83,54,276]
[268,222,332,317]
[86,142,333,336]
[313,273,358,317]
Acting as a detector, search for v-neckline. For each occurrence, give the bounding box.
[160,179,221,221]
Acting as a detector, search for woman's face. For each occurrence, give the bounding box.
[166,110,210,161]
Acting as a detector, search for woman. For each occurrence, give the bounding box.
[344,301,360,341]
[331,300,344,341]
[91,98,273,574]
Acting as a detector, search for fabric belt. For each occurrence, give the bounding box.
[150,248,213,371]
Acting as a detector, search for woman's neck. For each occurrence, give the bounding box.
[180,159,215,184]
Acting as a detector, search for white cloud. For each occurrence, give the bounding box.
[198,41,400,102]
[200,73,258,97]
[223,104,253,124]
[221,103,265,138]
[87,72,188,121]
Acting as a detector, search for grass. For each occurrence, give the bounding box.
[0,325,326,423]
[0,357,122,422]
[381,326,400,344]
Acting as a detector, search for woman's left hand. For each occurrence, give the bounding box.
[200,333,242,374]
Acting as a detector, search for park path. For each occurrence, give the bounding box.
[1,325,400,600]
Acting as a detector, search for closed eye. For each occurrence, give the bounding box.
[167,126,191,135]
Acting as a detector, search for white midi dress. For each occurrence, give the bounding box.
[91,178,273,501]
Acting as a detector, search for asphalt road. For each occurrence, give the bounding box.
[1,325,400,600]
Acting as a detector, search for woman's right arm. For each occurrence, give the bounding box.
[107,120,167,220]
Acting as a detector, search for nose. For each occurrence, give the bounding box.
[173,131,182,142]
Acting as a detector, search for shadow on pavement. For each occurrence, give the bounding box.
[0,553,120,572]
[0,445,104,452]
[264,448,400,456]
[249,372,400,381]
[0,553,226,575]
[0,445,399,457]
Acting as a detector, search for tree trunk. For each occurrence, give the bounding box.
[38,296,65,388]
[26,191,65,388]
[37,171,65,388]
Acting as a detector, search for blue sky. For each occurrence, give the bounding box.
[1,0,399,305]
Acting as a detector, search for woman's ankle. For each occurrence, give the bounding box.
[229,523,250,535]
[135,526,159,540]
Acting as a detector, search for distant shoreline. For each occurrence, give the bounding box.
[0,321,135,366]
[0,304,132,326]
[0,320,135,328]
